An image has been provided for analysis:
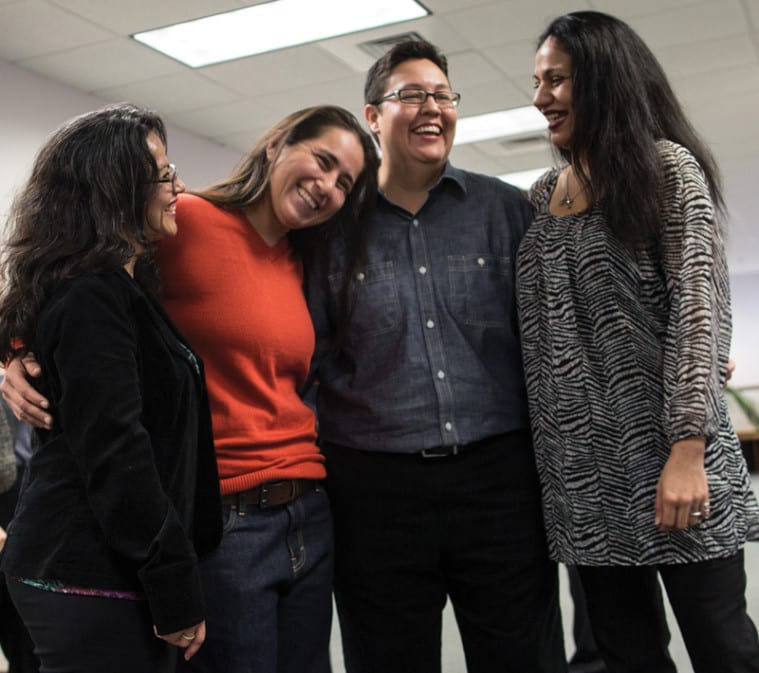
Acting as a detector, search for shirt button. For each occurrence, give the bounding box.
[426,320,434,329]
[356,272,365,281]
[477,257,486,266]
[437,370,445,380]
[419,266,427,275]
[444,422,453,431]
[413,219,419,227]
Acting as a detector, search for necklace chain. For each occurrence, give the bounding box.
[559,168,582,208]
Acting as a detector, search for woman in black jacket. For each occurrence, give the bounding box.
[0,103,222,673]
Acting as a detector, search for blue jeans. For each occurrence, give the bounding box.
[323,431,566,673]
[178,485,334,673]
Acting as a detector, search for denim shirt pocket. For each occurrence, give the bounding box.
[328,261,401,338]
[448,254,512,327]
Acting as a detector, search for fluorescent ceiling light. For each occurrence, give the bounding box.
[454,105,547,145]
[498,167,550,191]
[133,0,429,67]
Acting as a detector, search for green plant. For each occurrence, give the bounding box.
[725,387,759,427]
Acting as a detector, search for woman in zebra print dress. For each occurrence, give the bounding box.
[518,11,759,673]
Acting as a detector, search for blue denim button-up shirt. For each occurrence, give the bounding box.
[304,163,532,453]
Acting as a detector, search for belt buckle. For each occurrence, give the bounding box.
[258,483,270,508]
[421,445,459,459]
[258,480,299,509]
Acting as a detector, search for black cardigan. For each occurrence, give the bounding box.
[1,269,222,634]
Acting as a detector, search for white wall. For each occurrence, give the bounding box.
[1,59,757,387]
[0,60,241,224]
[730,272,759,389]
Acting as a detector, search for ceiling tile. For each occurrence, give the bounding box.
[656,33,757,78]
[19,38,184,92]
[627,0,748,49]
[215,128,272,154]
[48,0,244,34]
[442,0,593,49]
[92,70,240,113]
[482,39,540,81]
[169,99,281,138]
[592,0,704,19]
[744,0,759,27]
[0,0,112,61]
[258,73,368,121]
[199,45,353,97]
[447,50,508,88]
[422,0,493,13]
[676,63,759,104]
[456,78,532,116]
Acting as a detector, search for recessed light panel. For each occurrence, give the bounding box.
[454,106,547,145]
[133,0,430,67]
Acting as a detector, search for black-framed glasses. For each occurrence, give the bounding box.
[152,163,178,186]
[376,88,461,109]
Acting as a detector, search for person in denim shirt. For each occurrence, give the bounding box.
[304,39,566,673]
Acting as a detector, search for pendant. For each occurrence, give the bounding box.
[559,194,573,208]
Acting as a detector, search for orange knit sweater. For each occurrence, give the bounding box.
[156,193,325,495]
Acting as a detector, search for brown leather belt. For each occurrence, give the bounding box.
[221,479,317,510]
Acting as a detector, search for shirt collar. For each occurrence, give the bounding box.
[433,162,468,195]
[377,162,469,202]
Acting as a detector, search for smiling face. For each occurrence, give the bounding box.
[533,37,574,150]
[144,131,186,240]
[265,125,365,237]
[365,58,457,175]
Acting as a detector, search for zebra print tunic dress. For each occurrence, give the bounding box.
[516,140,759,566]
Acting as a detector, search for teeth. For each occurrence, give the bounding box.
[545,112,563,121]
[298,187,317,210]
[414,125,441,135]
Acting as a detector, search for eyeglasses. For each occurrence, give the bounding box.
[152,163,178,186]
[376,88,461,109]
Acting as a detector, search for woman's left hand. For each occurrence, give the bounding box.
[655,437,709,532]
[154,620,206,661]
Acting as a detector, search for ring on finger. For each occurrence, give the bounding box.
[689,511,702,517]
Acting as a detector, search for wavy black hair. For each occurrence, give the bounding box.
[0,103,167,360]
[538,11,724,241]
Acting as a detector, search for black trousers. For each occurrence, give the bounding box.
[8,580,175,673]
[578,552,759,673]
[323,431,567,673]
[567,564,612,668]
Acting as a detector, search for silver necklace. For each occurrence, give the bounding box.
[559,169,582,208]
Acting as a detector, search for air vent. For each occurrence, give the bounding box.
[500,132,546,147]
[358,32,426,59]
[498,133,547,151]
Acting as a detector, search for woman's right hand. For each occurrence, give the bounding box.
[154,620,206,661]
[1,353,52,429]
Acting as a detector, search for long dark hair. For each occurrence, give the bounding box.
[539,11,724,241]
[194,105,379,346]
[0,103,167,360]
